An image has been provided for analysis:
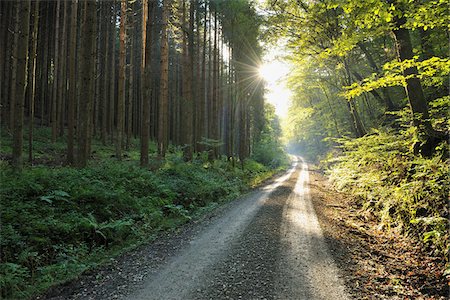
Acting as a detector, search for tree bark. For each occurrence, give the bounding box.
[12,1,30,171]
[57,1,68,138]
[39,2,50,126]
[116,0,127,160]
[194,0,201,152]
[211,9,219,159]
[0,2,13,127]
[198,0,208,152]
[109,2,117,144]
[181,0,194,160]
[67,0,78,165]
[157,0,171,158]
[9,4,20,132]
[141,0,155,166]
[51,0,61,143]
[101,2,111,145]
[77,0,96,168]
[28,0,40,164]
[126,6,134,151]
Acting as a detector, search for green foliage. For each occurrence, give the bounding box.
[0,263,30,299]
[326,129,448,259]
[0,145,278,298]
[252,137,288,168]
[344,57,450,99]
[252,104,290,168]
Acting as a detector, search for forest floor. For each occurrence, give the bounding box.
[36,160,448,300]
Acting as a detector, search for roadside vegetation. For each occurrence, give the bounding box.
[0,126,288,299]
[326,129,448,259]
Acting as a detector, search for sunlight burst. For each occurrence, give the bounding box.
[258,59,292,118]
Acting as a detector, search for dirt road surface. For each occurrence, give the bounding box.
[127,157,349,300]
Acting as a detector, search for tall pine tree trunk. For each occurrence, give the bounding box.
[101,2,110,145]
[57,1,68,138]
[181,0,193,160]
[157,0,171,158]
[51,1,61,143]
[198,0,208,152]
[77,0,96,168]
[9,5,19,132]
[67,0,78,165]
[141,0,155,166]
[39,2,50,127]
[12,1,30,171]
[109,2,116,144]
[116,0,127,160]
[211,10,219,158]
[28,0,40,164]
[126,6,134,151]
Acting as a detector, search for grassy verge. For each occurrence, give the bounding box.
[0,128,288,299]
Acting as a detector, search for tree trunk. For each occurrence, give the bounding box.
[0,2,13,128]
[211,9,219,159]
[101,2,110,145]
[198,0,208,152]
[28,0,40,164]
[57,1,68,138]
[12,1,30,171]
[181,0,193,160]
[126,7,134,151]
[109,2,116,144]
[157,0,171,158]
[67,0,78,165]
[39,2,50,127]
[207,3,212,140]
[51,0,61,143]
[116,0,127,160]
[9,5,20,132]
[141,0,155,166]
[77,0,96,168]
[194,0,201,152]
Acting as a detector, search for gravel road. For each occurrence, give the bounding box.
[43,157,350,300]
[127,157,350,300]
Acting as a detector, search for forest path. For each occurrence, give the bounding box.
[43,157,350,300]
[126,157,350,300]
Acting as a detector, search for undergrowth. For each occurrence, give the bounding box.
[325,128,448,272]
[0,128,288,299]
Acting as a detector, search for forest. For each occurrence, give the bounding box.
[0,0,448,298]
